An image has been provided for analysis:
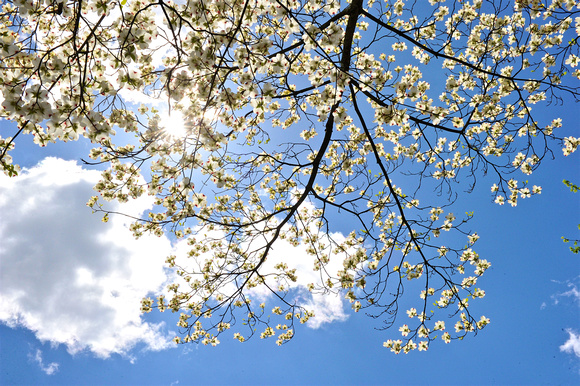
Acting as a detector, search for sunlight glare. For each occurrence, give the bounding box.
[161,111,188,139]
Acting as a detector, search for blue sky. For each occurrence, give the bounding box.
[1,0,579,383]
[0,110,579,385]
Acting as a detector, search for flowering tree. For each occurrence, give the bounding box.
[1,0,579,353]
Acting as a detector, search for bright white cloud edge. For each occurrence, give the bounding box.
[0,157,348,360]
[560,329,580,359]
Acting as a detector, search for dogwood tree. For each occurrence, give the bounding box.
[1,0,579,353]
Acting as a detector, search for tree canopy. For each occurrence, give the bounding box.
[0,0,578,353]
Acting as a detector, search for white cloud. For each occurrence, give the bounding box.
[301,291,348,328]
[118,88,167,107]
[170,204,350,329]
[559,282,580,305]
[28,348,59,375]
[244,227,350,328]
[0,157,174,358]
[0,157,350,358]
[550,276,580,306]
[560,329,580,358]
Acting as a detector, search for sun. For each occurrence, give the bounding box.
[160,110,188,139]
[157,106,220,142]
